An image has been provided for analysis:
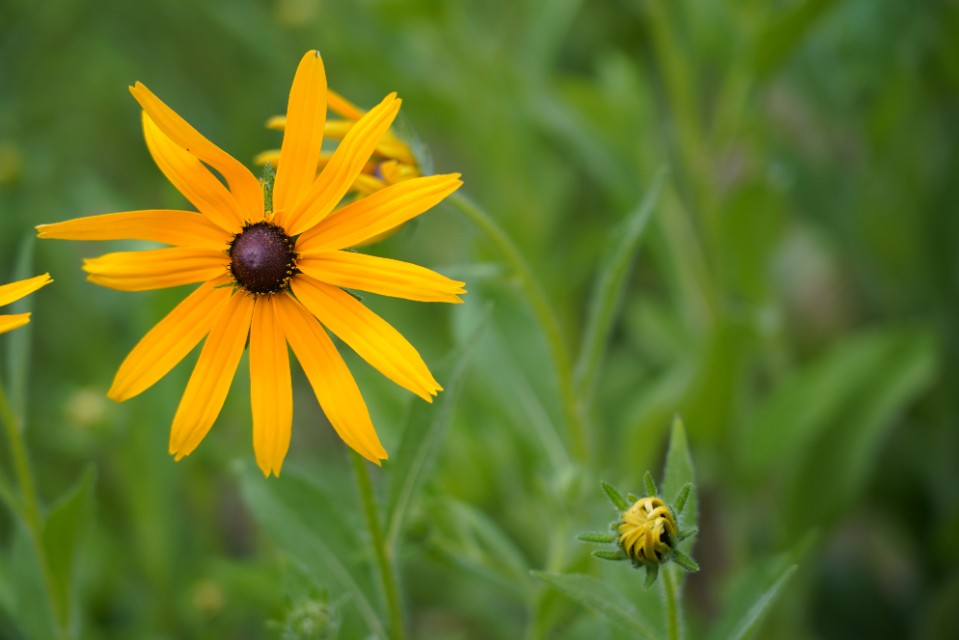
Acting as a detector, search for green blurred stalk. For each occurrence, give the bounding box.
[448,193,589,464]
[661,565,683,640]
[350,451,406,640]
[0,379,67,639]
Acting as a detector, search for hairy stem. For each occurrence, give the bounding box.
[0,380,66,639]
[661,565,683,640]
[448,193,588,463]
[350,451,406,640]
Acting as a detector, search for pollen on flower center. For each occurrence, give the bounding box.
[228,221,297,295]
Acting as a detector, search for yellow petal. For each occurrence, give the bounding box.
[169,290,254,460]
[273,51,327,218]
[299,252,465,303]
[142,113,252,230]
[250,296,293,477]
[254,149,281,167]
[0,273,52,308]
[83,247,226,291]
[109,276,233,401]
[327,89,365,121]
[37,210,228,249]
[130,82,262,222]
[275,294,387,463]
[291,276,440,402]
[295,173,462,252]
[0,313,31,335]
[279,93,401,236]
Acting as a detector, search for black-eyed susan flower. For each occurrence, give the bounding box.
[578,473,699,587]
[0,274,52,334]
[37,51,464,477]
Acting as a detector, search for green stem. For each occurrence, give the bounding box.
[350,452,405,640]
[0,380,66,639]
[661,566,683,640]
[447,193,588,463]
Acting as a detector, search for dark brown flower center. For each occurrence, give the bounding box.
[228,221,297,295]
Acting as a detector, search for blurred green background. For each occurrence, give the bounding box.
[1,0,958,638]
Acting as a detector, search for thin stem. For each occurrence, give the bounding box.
[0,380,66,639]
[661,565,683,640]
[350,451,406,640]
[448,193,588,463]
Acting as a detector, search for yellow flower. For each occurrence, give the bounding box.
[0,274,52,334]
[37,51,464,476]
[617,496,678,565]
[255,88,421,197]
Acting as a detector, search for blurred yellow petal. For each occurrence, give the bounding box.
[299,252,465,303]
[273,50,327,218]
[0,314,31,335]
[169,291,254,460]
[36,210,227,249]
[297,173,462,252]
[0,273,52,307]
[275,294,387,463]
[84,247,226,292]
[291,276,440,402]
[130,82,261,221]
[280,93,401,236]
[327,89,364,121]
[250,296,293,477]
[254,149,281,166]
[142,114,252,230]
[109,276,232,402]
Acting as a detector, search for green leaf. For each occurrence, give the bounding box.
[42,465,96,633]
[754,0,840,79]
[384,308,487,547]
[4,235,38,421]
[601,481,629,511]
[239,465,386,638]
[708,546,804,640]
[784,329,936,530]
[532,571,659,638]
[661,415,697,534]
[574,167,667,402]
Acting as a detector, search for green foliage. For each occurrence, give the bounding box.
[0,0,955,637]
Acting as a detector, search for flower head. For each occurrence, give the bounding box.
[577,473,699,587]
[0,274,52,335]
[37,51,464,476]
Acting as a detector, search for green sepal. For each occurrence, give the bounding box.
[643,564,659,588]
[627,493,639,503]
[674,483,691,514]
[678,527,698,542]
[592,550,627,562]
[644,470,658,497]
[670,549,700,573]
[601,481,629,511]
[577,531,617,543]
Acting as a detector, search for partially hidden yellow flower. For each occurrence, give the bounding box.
[617,496,677,565]
[255,88,421,197]
[37,51,464,476]
[0,274,52,334]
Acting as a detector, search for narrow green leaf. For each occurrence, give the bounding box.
[42,466,96,633]
[643,470,657,498]
[577,532,617,543]
[601,481,629,511]
[661,415,697,533]
[574,167,667,402]
[239,465,386,638]
[384,308,487,547]
[643,564,658,589]
[669,549,700,573]
[784,329,936,529]
[532,571,659,638]
[713,562,797,640]
[592,550,627,562]
[674,483,691,514]
[754,0,840,79]
[4,235,38,421]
